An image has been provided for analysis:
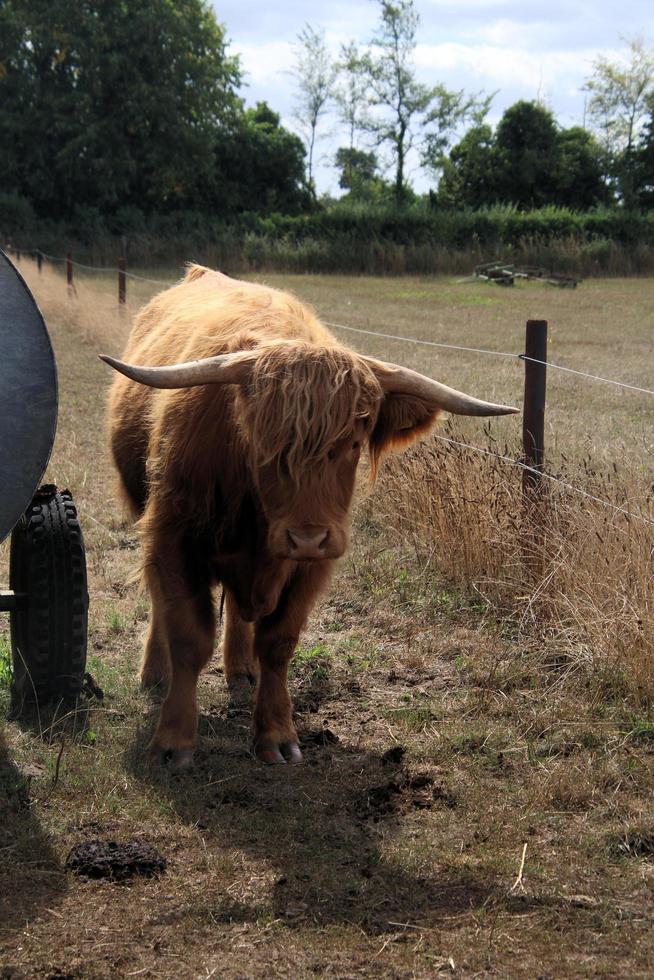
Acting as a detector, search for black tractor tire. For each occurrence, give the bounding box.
[9,485,88,714]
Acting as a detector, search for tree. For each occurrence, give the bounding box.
[554,127,609,209]
[290,24,337,195]
[214,103,310,215]
[584,37,654,207]
[355,1,491,206]
[437,103,609,210]
[633,95,654,208]
[493,101,561,208]
[334,42,370,153]
[358,0,435,204]
[334,147,380,193]
[437,124,498,208]
[0,0,242,218]
[421,86,494,181]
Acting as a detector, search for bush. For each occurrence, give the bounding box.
[2,202,654,275]
[0,193,36,241]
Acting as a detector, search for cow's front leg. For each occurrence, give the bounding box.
[253,562,333,765]
[253,634,301,764]
[222,589,257,704]
[145,556,215,768]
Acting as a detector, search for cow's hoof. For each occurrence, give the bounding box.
[148,745,195,769]
[227,672,257,707]
[255,739,303,766]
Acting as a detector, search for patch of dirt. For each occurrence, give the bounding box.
[298,727,339,748]
[357,769,457,820]
[65,839,167,881]
[380,744,406,766]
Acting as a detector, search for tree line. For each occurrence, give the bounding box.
[1,0,653,246]
[0,0,309,228]
[294,5,654,211]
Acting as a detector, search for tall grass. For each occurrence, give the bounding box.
[373,427,654,705]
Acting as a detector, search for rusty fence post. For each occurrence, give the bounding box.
[66,251,74,292]
[118,255,126,305]
[522,320,547,493]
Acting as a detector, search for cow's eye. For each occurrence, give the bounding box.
[328,449,336,461]
[352,441,360,451]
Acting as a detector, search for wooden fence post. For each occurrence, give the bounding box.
[36,249,43,273]
[522,319,547,494]
[118,255,126,305]
[66,251,73,292]
[522,319,548,578]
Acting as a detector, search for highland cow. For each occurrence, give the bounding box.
[103,266,517,767]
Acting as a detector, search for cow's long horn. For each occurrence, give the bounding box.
[363,357,519,417]
[99,350,258,388]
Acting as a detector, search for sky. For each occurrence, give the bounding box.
[212,1,654,195]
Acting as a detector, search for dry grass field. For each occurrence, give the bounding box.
[1,257,653,978]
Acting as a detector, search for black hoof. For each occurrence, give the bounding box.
[254,739,303,766]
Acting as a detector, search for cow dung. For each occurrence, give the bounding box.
[65,839,166,881]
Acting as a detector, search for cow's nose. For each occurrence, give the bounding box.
[287,527,329,559]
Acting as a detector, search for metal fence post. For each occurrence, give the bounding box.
[522,319,547,494]
[36,249,43,273]
[66,251,73,292]
[118,256,126,305]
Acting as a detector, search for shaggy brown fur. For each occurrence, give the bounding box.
[107,265,442,766]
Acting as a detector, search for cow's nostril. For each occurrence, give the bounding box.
[287,529,300,551]
[287,527,329,554]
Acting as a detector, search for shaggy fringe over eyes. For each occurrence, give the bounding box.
[245,343,382,482]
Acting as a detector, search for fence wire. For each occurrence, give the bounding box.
[431,434,654,528]
[6,245,653,530]
[8,246,654,397]
[326,319,654,397]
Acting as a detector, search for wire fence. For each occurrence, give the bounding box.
[431,434,654,527]
[10,247,176,287]
[325,319,654,397]
[10,245,654,397]
[6,245,654,529]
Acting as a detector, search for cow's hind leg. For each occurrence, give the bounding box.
[144,552,215,768]
[222,590,258,705]
[140,608,171,692]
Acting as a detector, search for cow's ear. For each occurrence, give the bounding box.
[368,393,442,477]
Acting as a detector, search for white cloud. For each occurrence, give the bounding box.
[472,18,556,48]
[232,41,294,86]
[414,41,599,92]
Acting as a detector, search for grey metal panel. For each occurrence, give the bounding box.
[0,249,58,543]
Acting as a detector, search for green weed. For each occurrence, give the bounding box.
[0,636,12,689]
[106,608,127,634]
[290,644,332,681]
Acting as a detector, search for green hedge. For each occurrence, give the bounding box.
[3,196,654,275]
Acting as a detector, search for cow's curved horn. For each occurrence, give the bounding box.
[362,356,519,417]
[99,350,258,388]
